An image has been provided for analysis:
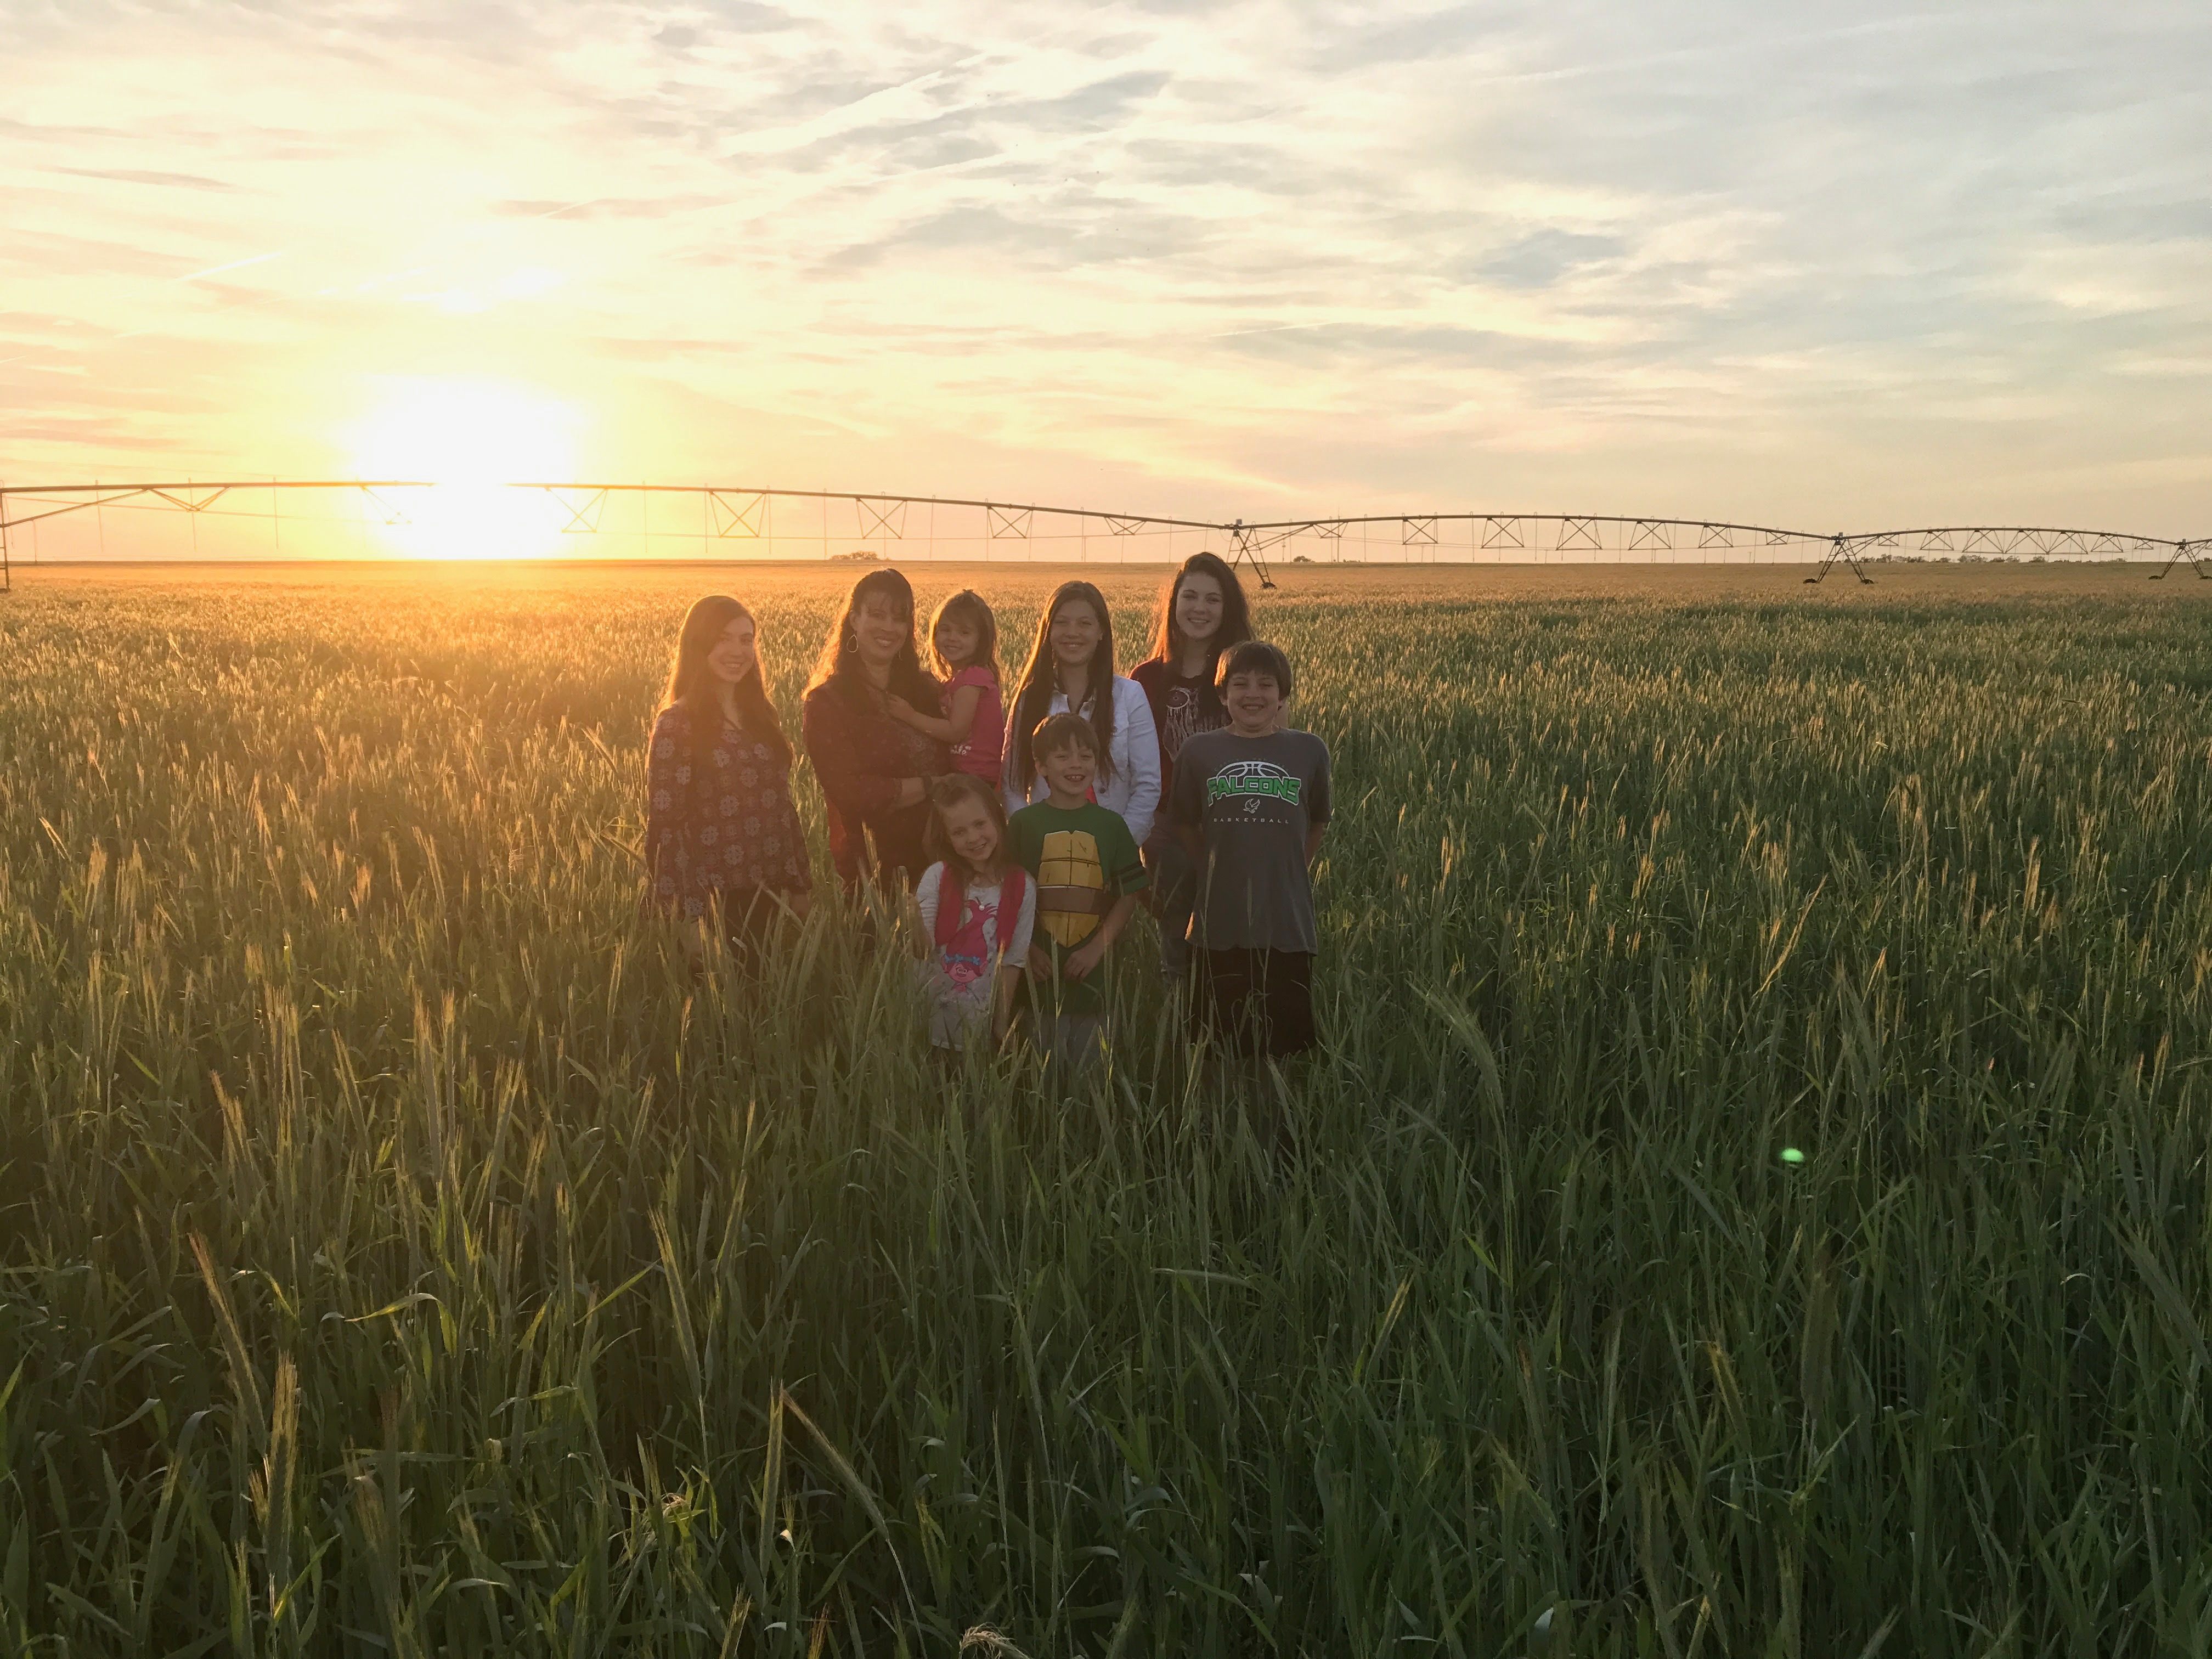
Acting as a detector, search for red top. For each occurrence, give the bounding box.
[801,676,949,890]
[945,665,1006,781]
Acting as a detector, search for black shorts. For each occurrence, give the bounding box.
[1193,949,1316,1060]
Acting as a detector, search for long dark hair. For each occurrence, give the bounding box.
[659,595,791,770]
[1145,550,1253,672]
[1008,580,1116,789]
[807,567,940,712]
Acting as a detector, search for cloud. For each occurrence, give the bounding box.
[0,0,2206,533]
[52,166,236,190]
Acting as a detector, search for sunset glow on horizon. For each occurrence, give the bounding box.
[4,3,2208,546]
[346,379,581,558]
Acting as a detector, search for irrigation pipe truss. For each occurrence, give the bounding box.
[0,479,2203,594]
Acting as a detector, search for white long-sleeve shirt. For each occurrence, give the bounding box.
[1001,674,1162,847]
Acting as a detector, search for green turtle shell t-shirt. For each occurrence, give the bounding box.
[1008,799,1148,1018]
[1170,727,1332,953]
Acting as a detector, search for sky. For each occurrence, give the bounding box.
[4,0,2209,545]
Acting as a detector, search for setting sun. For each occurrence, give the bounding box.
[347,379,582,560]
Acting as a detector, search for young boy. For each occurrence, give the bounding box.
[1007,712,1149,1078]
[1169,641,1331,1062]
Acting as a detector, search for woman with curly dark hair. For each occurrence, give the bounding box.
[800,567,950,893]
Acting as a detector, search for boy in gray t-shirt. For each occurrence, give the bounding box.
[1169,641,1331,1059]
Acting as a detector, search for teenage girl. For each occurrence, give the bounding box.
[645,595,812,960]
[1129,551,1254,982]
[913,774,1036,1049]
[890,590,1006,783]
[1001,579,1161,846]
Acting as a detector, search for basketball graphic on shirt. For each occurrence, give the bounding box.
[1205,758,1302,808]
[1037,829,1104,947]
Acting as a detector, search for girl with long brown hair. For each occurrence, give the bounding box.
[645,595,812,951]
[999,579,1160,847]
[1129,550,1255,983]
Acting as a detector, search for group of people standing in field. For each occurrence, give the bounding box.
[642,554,1333,1079]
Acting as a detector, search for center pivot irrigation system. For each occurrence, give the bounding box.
[1,478,2203,594]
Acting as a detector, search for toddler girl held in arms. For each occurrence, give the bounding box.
[891,589,1006,783]
[912,774,1036,1051]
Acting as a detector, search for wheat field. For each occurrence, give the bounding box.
[3,560,2210,1656]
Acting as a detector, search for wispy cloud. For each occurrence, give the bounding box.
[1,0,2206,531]
[177,252,287,284]
[53,166,236,190]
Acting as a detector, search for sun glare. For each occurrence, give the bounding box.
[347,379,582,560]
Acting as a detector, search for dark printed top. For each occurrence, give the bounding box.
[1170,727,1332,954]
[1130,657,1225,847]
[801,676,949,890]
[645,702,811,919]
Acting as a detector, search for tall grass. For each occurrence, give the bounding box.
[3,572,2210,1655]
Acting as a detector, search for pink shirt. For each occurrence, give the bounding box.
[947,666,1006,781]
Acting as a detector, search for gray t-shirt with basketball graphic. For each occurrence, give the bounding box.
[1169,727,1333,953]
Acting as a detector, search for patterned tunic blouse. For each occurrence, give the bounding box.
[645,702,811,919]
